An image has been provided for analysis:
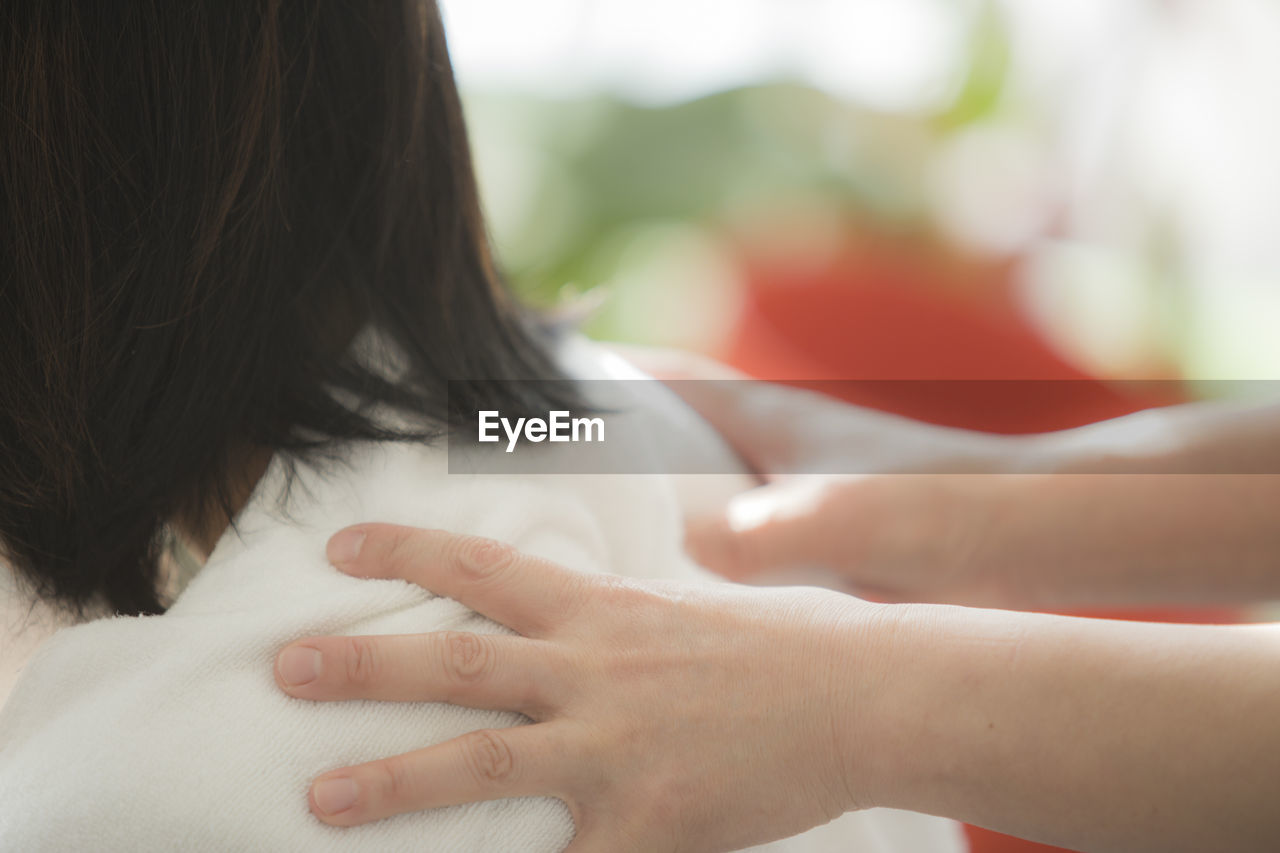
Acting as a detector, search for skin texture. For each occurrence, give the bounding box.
[274,362,1280,849]
[685,470,1280,609]
[865,605,1280,852]
[653,354,1280,608]
[277,525,1280,852]
[276,525,886,852]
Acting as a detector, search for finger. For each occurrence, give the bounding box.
[275,631,566,716]
[328,525,590,637]
[308,723,573,827]
[684,479,838,579]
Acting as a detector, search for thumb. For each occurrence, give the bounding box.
[684,479,843,580]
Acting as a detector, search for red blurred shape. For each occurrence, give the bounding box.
[718,235,1238,853]
[723,240,1182,430]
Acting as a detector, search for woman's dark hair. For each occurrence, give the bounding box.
[1,1,579,617]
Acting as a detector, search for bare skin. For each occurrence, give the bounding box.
[279,527,871,850]
[276,525,1280,852]
[643,352,1280,608]
[268,357,1280,848]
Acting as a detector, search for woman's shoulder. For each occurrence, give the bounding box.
[0,479,586,850]
[0,355,700,850]
[0,601,575,851]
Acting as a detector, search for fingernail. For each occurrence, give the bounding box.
[278,646,322,687]
[312,777,359,815]
[328,529,367,567]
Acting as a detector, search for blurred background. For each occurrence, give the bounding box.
[437,3,1280,850]
[440,0,1280,394]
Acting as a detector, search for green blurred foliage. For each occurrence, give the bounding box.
[467,85,959,301]
[937,0,1010,131]
[461,3,1020,346]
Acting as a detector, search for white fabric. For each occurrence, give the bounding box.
[0,342,964,852]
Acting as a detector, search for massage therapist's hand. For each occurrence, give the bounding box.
[629,348,1024,605]
[274,524,894,851]
[647,349,1280,608]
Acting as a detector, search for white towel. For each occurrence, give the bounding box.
[0,342,965,853]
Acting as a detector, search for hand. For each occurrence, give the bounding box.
[626,352,1027,605]
[684,473,1016,606]
[274,524,895,851]
[659,359,1280,608]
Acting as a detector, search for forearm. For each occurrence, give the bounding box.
[1029,399,1280,476]
[961,400,1280,607]
[964,473,1280,607]
[851,603,1280,851]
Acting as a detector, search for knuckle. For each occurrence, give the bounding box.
[554,573,595,625]
[462,729,517,787]
[441,631,494,684]
[598,576,660,612]
[454,536,517,582]
[381,529,421,576]
[374,755,418,806]
[344,637,381,687]
[578,577,666,638]
[593,574,635,603]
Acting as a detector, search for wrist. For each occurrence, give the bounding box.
[923,427,1106,607]
[841,602,1021,817]
[920,433,1049,607]
[866,471,1023,607]
[939,474,1058,608]
[826,599,948,811]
